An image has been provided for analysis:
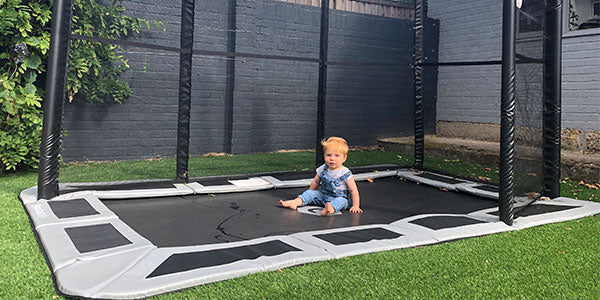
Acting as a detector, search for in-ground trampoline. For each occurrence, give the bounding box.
[22,0,595,298]
[20,165,600,299]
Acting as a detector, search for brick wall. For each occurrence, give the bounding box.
[562,30,600,131]
[428,0,600,133]
[62,0,184,161]
[427,0,503,124]
[61,0,421,161]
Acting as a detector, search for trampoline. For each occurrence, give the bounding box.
[21,0,590,298]
[20,165,600,299]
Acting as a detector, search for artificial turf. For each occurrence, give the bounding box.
[1,150,598,299]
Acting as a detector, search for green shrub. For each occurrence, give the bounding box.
[0,0,50,172]
[68,0,162,103]
[0,0,162,172]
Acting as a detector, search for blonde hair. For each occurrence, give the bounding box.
[321,137,348,155]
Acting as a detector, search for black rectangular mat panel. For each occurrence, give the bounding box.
[192,175,249,186]
[65,223,132,253]
[516,204,580,217]
[59,181,178,194]
[349,165,399,174]
[313,228,401,246]
[147,240,301,278]
[416,173,465,185]
[489,204,580,217]
[270,170,321,181]
[473,185,500,193]
[409,216,486,230]
[193,166,399,183]
[48,199,99,219]
[269,166,398,181]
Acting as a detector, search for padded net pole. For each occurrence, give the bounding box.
[316,0,329,167]
[38,0,74,200]
[542,0,563,198]
[224,0,237,154]
[176,0,196,181]
[413,0,425,170]
[499,0,517,225]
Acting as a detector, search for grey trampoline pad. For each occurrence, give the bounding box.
[65,223,132,253]
[48,199,100,219]
[19,169,600,300]
[313,227,402,246]
[409,216,486,230]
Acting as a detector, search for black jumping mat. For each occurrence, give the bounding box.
[103,177,498,247]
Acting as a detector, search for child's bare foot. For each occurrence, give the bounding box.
[320,202,335,216]
[280,198,302,210]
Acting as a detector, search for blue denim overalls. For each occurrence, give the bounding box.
[299,164,352,212]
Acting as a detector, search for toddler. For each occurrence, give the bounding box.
[280,137,362,216]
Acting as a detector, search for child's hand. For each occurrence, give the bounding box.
[349,205,363,214]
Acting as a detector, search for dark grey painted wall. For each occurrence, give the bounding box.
[428,0,600,132]
[62,0,435,162]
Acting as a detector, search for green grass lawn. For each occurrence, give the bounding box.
[1,150,599,299]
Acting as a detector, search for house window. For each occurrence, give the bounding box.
[570,0,600,30]
[518,0,545,32]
